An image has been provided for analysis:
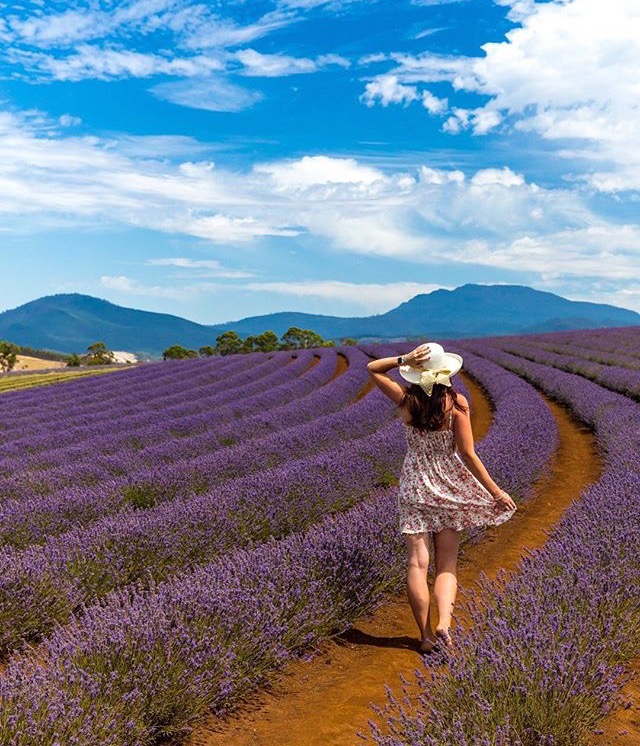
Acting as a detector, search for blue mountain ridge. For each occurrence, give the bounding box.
[0,284,638,356]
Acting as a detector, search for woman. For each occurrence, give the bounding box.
[367,342,517,654]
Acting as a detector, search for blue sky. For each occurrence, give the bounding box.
[1,0,638,324]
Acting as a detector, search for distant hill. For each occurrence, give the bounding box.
[211,284,640,340]
[1,285,638,355]
[0,294,215,357]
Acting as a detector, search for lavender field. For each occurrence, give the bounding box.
[0,328,638,745]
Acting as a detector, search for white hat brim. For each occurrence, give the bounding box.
[399,352,463,384]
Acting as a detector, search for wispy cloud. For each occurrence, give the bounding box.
[150,75,263,112]
[146,257,254,278]
[9,44,226,82]
[245,280,451,313]
[100,274,192,300]
[234,49,349,77]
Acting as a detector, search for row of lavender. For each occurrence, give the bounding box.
[0,346,407,651]
[0,343,404,651]
[0,349,379,549]
[0,350,557,744]
[517,326,640,362]
[0,349,325,482]
[492,332,640,400]
[367,338,640,745]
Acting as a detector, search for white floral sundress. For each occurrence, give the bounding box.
[398,406,517,536]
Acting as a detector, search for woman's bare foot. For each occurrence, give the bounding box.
[419,633,439,653]
[435,626,454,650]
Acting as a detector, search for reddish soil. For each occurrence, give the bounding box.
[588,656,640,745]
[354,379,375,401]
[333,352,349,380]
[184,372,604,746]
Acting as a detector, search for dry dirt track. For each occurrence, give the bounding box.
[185,371,640,746]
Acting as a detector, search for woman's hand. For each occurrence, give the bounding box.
[493,489,517,511]
[403,344,431,368]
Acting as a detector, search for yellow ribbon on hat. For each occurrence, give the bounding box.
[418,368,452,396]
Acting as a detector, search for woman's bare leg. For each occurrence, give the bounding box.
[433,528,461,645]
[405,533,437,650]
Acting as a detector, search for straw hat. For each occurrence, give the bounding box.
[399,342,463,395]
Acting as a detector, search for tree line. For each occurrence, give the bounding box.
[163,327,356,359]
[0,339,119,372]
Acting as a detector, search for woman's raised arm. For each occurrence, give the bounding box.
[367,344,432,405]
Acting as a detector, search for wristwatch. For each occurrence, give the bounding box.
[397,356,404,366]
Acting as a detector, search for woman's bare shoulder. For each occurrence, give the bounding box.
[454,393,470,411]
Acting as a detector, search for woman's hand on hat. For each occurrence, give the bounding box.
[404,344,431,367]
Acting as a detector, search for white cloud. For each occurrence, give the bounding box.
[156,214,300,243]
[181,10,293,50]
[470,167,525,187]
[4,2,289,51]
[146,257,254,278]
[253,155,385,191]
[419,166,464,185]
[7,8,113,46]
[448,224,640,280]
[0,110,638,293]
[150,76,263,112]
[421,90,447,115]
[10,44,225,82]
[59,113,81,127]
[100,274,190,299]
[366,0,640,191]
[245,280,450,312]
[360,74,419,107]
[234,48,349,77]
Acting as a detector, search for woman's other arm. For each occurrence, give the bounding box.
[453,394,517,511]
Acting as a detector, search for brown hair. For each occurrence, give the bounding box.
[400,382,468,431]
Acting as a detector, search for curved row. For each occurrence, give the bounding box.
[492,337,640,401]
[0,350,264,428]
[0,376,389,549]
[0,351,366,545]
[0,348,347,497]
[0,351,315,464]
[0,346,559,743]
[0,413,404,654]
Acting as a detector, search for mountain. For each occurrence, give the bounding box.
[210,284,640,339]
[0,285,638,356]
[0,294,215,357]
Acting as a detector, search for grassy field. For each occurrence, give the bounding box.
[13,355,67,371]
[0,366,123,394]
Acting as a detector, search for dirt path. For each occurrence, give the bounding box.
[185,372,602,746]
[588,656,640,745]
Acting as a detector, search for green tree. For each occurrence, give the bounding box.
[162,345,191,360]
[279,327,328,350]
[86,341,115,365]
[199,346,216,357]
[253,330,279,352]
[215,330,243,356]
[341,338,358,346]
[186,349,198,358]
[66,353,82,367]
[0,340,18,372]
[241,335,257,354]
